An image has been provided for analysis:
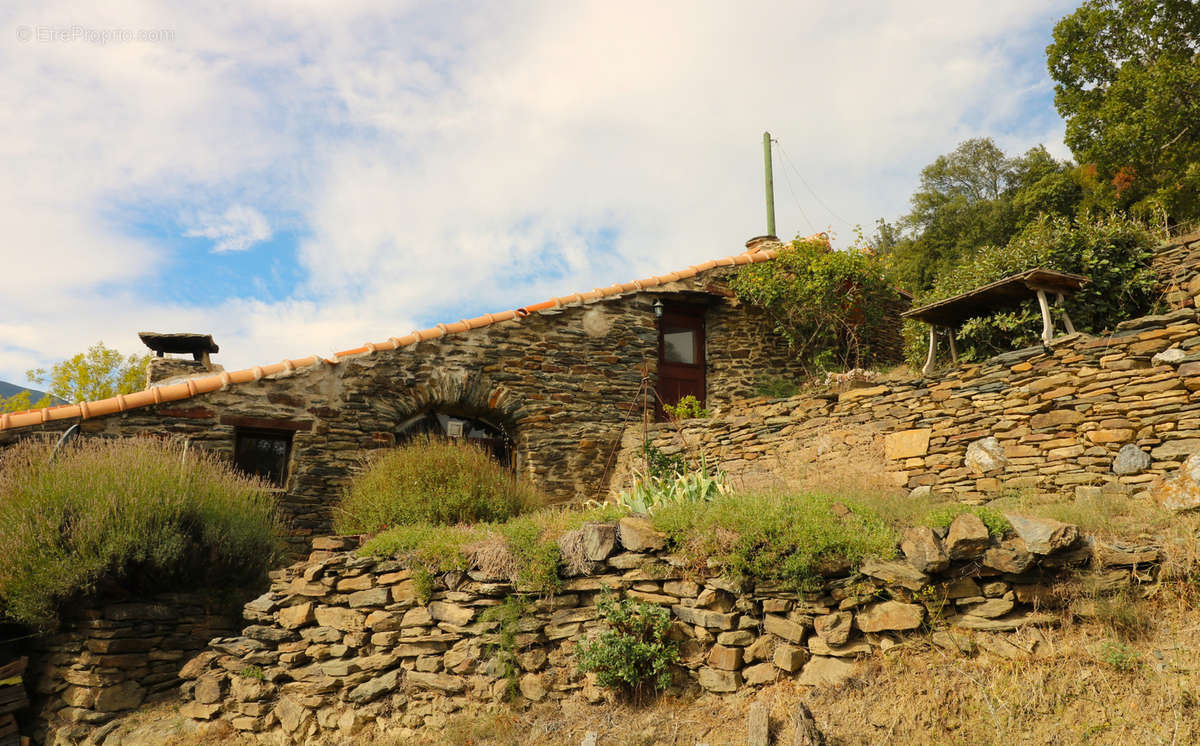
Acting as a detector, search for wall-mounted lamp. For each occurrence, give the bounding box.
[652,299,664,318]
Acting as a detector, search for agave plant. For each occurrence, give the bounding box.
[616,455,728,515]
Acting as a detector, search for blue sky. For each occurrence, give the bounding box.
[0,0,1076,388]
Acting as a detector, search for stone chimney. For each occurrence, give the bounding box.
[745,235,781,252]
[138,332,223,386]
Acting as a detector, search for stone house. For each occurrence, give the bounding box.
[0,236,907,547]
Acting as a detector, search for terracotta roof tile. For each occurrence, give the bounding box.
[0,241,788,432]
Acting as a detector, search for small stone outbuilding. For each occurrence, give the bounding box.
[0,237,907,547]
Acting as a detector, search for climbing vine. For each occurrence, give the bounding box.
[730,236,898,374]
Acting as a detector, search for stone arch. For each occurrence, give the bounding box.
[387,369,526,470]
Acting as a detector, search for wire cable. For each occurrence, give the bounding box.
[772,137,819,236]
[775,139,851,227]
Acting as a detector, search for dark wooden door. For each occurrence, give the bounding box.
[656,304,706,419]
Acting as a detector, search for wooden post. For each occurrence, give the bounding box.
[922,326,938,376]
[1036,289,1054,343]
[1056,292,1076,334]
[947,327,959,363]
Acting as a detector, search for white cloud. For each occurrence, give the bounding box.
[0,0,1078,384]
[184,205,273,253]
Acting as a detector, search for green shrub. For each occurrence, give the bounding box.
[652,492,898,591]
[577,593,678,703]
[480,595,531,699]
[662,395,709,420]
[754,374,801,399]
[923,505,1011,538]
[335,435,541,533]
[730,236,902,372]
[0,437,280,631]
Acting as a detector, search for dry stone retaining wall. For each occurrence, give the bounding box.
[28,593,240,745]
[615,305,1200,504]
[169,517,1157,744]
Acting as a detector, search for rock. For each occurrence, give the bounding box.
[858,558,929,591]
[909,485,932,498]
[745,634,773,663]
[900,526,949,573]
[581,522,617,560]
[348,587,391,608]
[807,637,872,658]
[945,514,990,560]
[884,429,931,460]
[179,651,219,680]
[1153,347,1187,365]
[1030,410,1084,429]
[347,669,401,703]
[401,607,434,627]
[944,577,981,599]
[950,612,1057,631]
[773,643,809,672]
[698,667,741,692]
[743,662,777,686]
[930,630,974,655]
[617,516,667,552]
[748,701,770,746]
[406,671,466,693]
[179,701,222,720]
[275,696,311,734]
[958,598,1014,618]
[313,607,366,632]
[672,605,736,630]
[1151,452,1200,512]
[428,601,475,626]
[855,601,923,632]
[797,656,857,687]
[763,614,808,643]
[965,436,1007,474]
[519,673,547,701]
[279,603,316,630]
[193,674,225,704]
[706,644,742,671]
[1004,513,1079,554]
[1113,443,1152,475]
[1151,439,1200,459]
[716,629,755,647]
[93,681,145,712]
[813,612,852,646]
[982,539,1034,574]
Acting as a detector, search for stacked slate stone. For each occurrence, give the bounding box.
[617,305,1200,510]
[0,656,27,746]
[28,595,239,745]
[174,514,1161,743]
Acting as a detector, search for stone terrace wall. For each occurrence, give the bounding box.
[615,307,1200,503]
[1153,229,1200,309]
[28,593,240,745]
[172,517,1158,743]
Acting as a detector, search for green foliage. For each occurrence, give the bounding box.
[886,139,1083,293]
[497,517,561,593]
[1048,0,1200,224]
[0,437,281,631]
[753,374,801,399]
[480,595,531,699]
[0,389,52,414]
[335,435,542,534]
[642,443,686,482]
[26,341,150,403]
[651,492,898,591]
[1098,639,1142,672]
[616,459,728,516]
[903,213,1158,365]
[923,505,1011,539]
[662,395,709,420]
[577,593,678,703]
[239,666,265,680]
[730,236,900,373]
[357,523,476,601]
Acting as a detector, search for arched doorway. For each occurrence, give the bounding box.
[395,410,515,469]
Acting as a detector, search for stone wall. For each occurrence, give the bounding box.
[614,305,1200,504]
[1153,229,1200,309]
[172,517,1157,743]
[1,263,829,552]
[28,593,240,745]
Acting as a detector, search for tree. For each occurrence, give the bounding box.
[0,389,52,414]
[886,139,1080,292]
[1047,0,1200,224]
[25,342,150,403]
